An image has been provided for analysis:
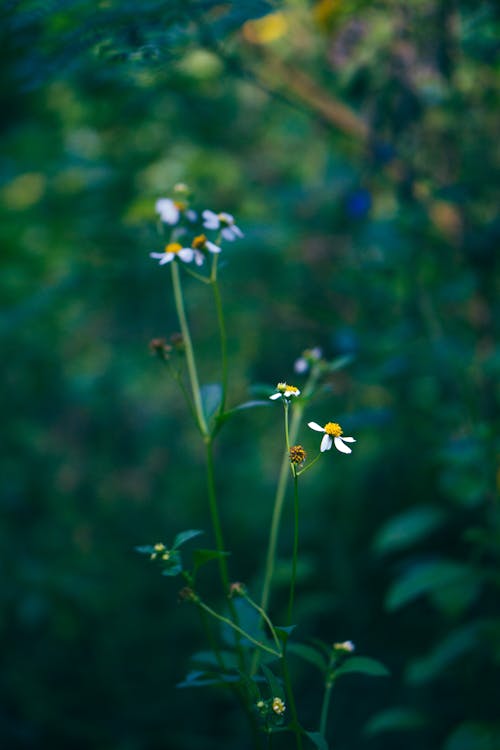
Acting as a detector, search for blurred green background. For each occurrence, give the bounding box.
[1,1,499,749]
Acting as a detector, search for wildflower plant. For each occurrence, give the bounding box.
[137,186,388,749]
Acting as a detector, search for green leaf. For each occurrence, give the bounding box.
[190,650,239,669]
[364,707,427,735]
[406,621,486,684]
[217,399,271,425]
[177,669,240,689]
[444,722,500,750]
[172,529,204,550]
[334,657,390,678]
[261,664,284,698]
[373,506,447,554]
[200,383,223,421]
[287,643,327,673]
[274,624,296,643]
[161,561,182,577]
[193,548,230,574]
[306,731,330,750]
[385,560,479,612]
[134,545,155,555]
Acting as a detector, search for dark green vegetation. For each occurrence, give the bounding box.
[1,1,499,748]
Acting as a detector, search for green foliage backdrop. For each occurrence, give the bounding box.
[1,1,499,748]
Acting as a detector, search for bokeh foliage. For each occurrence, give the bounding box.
[1,1,499,748]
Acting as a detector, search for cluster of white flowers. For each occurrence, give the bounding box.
[150,193,243,267]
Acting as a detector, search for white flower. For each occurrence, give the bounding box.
[333,640,355,653]
[192,233,221,255]
[307,421,356,453]
[202,210,244,241]
[269,382,301,400]
[294,347,323,374]
[150,242,195,265]
[155,198,182,225]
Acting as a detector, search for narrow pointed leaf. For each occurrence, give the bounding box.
[172,529,204,549]
[334,657,390,678]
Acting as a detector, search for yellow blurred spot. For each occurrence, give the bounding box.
[243,12,288,44]
[429,201,462,242]
[2,173,46,210]
[313,0,342,30]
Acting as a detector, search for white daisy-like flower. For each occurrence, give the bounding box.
[202,209,244,241]
[155,198,183,225]
[333,640,355,653]
[150,242,195,265]
[192,233,221,255]
[307,421,356,453]
[294,347,323,374]
[269,382,301,400]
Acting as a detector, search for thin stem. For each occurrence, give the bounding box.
[205,438,229,590]
[287,470,299,626]
[319,677,335,739]
[284,400,291,453]
[281,652,303,750]
[243,593,282,653]
[197,601,282,659]
[170,260,209,436]
[296,453,322,477]
[211,271,228,416]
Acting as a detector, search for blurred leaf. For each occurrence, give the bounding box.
[364,707,428,735]
[443,722,500,750]
[326,354,354,372]
[385,560,480,612]
[306,731,329,750]
[172,529,204,549]
[177,669,240,689]
[335,656,390,678]
[193,548,230,574]
[218,399,271,426]
[373,505,447,554]
[287,643,327,672]
[406,620,489,684]
[261,664,284,698]
[200,383,222,421]
[275,624,296,643]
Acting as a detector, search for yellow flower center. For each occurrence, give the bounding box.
[277,382,299,395]
[272,697,286,715]
[174,200,186,210]
[324,422,343,437]
[192,234,207,250]
[165,242,182,254]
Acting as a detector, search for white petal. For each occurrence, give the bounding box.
[294,358,308,373]
[341,437,356,443]
[159,254,173,264]
[334,437,352,454]
[308,422,325,433]
[221,227,236,241]
[156,199,179,224]
[231,225,244,238]
[193,251,205,266]
[150,252,165,259]
[219,212,234,224]
[178,248,194,262]
[202,210,219,229]
[269,393,281,400]
[185,209,198,222]
[206,241,221,254]
[320,434,333,452]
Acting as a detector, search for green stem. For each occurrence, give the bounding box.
[197,601,282,658]
[205,438,229,591]
[287,470,299,626]
[319,675,335,739]
[243,593,282,653]
[281,652,303,750]
[170,260,209,436]
[296,453,322,477]
[211,271,228,416]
